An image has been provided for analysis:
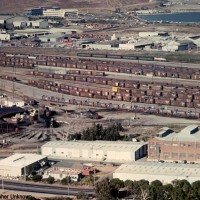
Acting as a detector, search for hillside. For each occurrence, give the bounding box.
[0,0,150,14]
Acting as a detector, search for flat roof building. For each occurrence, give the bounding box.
[0,153,47,178]
[41,140,147,163]
[148,125,200,163]
[113,161,200,184]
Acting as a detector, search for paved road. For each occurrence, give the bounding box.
[0,180,95,196]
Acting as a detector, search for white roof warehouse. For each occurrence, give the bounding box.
[113,161,200,184]
[0,153,47,177]
[41,140,147,163]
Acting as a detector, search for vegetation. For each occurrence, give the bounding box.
[95,178,200,200]
[68,123,124,141]
[61,177,71,185]
[46,176,55,184]
[76,191,87,199]
[32,175,43,182]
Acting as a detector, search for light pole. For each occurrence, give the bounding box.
[2,177,4,193]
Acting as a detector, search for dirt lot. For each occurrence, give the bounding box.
[0,101,198,156]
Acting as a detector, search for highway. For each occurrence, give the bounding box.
[0,180,95,196]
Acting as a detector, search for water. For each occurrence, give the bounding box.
[139,12,200,23]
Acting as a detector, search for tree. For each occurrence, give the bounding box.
[61,177,71,185]
[110,178,125,190]
[46,176,55,184]
[150,180,164,200]
[32,175,42,182]
[162,184,174,200]
[95,178,115,200]
[192,181,200,199]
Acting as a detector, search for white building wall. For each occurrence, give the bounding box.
[43,9,65,18]
[0,166,21,177]
[84,44,112,50]
[5,100,25,107]
[0,34,10,41]
[139,32,158,38]
[41,142,147,163]
[118,43,135,50]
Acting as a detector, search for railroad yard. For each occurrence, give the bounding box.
[1,52,200,118]
[0,50,200,154]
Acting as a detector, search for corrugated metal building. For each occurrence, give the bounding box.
[0,154,47,177]
[41,141,147,163]
[113,161,200,183]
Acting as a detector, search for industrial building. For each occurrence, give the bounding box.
[27,20,49,29]
[0,154,47,177]
[39,33,70,42]
[113,161,200,184]
[41,141,147,163]
[162,40,196,52]
[6,16,29,28]
[148,125,200,163]
[139,31,168,38]
[24,7,78,18]
[43,9,78,18]
[0,33,10,41]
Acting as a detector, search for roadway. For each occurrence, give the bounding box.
[0,180,95,196]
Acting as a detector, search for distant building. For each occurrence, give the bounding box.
[139,32,168,38]
[25,7,78,18]
[4,98,25,107]
[43,160,95,181]
[43,166,82,181]
[6,16,29,28]
[0,154,47,177]
[162,40,196,52]
[38,33,70,42]
[113,161,200,184]
[0,33,10,41]
[81,43,112,50]
[0,15,13,25]
[41,141,147,163]
[27,20,49,29]
[148,125,200,163]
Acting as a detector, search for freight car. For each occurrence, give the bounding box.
[77,53,158,62]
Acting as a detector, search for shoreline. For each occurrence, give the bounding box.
[137,11,200,23]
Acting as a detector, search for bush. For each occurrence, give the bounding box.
[32,175,42,182]
[46,176,55,184]
[61,177,70,185]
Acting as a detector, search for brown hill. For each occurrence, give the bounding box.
[0,0,150,14]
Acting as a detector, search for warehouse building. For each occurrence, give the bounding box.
[39,33,70,42]
[162,40,196,52]
[27,20,49,29]
[6,16,29,28]
[139,31,168,38]
[41,141,147,163]
[148,125,200,163]
[0,154,47,177]
[43,8,78,18]
[113,161,200,184]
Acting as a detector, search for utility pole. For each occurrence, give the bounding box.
[2,177,4,193]
[67,170,70,196]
